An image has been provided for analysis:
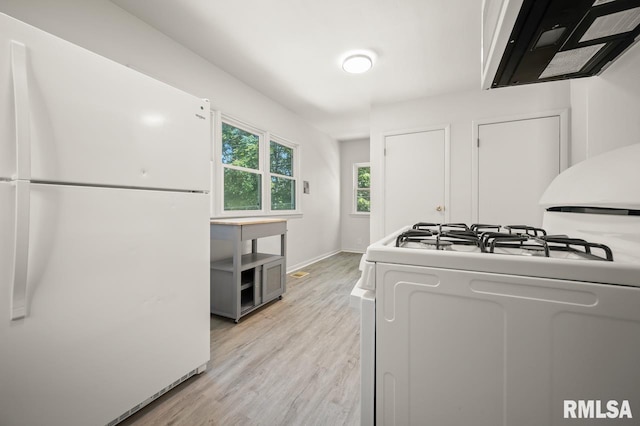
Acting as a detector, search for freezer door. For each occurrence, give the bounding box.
[0,13,209,191]
[0,184,210,426]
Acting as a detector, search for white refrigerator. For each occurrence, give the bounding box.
[0,13,211,426]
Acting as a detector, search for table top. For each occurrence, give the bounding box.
[210,217,287,226]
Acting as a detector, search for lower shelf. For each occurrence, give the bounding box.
[210,257,285,322]
[241,288,254,314]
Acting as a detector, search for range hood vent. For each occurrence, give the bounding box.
[482,0,640,89]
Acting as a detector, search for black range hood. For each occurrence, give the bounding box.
[490,0,640,88]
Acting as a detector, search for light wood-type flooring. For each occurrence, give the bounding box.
[121,252,362,426]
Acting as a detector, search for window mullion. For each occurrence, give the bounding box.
[270,172,294,180]
[224,163,262,174]
[263,132,270,214]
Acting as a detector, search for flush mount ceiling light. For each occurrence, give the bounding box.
[342,54,373,74]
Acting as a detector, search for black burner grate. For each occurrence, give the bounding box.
[397,222,614,261]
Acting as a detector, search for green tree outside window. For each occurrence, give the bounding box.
[355,164,370,213]
[270,141,296,210]
[222,123,261,210]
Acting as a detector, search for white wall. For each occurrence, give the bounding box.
[570,43,640,164]
[0,0,341,270]
[370,81,571,241]
[339,138,370,252]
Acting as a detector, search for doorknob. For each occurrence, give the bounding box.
[436,205,444,212]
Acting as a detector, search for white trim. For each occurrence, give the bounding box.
[268,134,302,215]
[380,124,451,235]
[209,109,216,217]
[286,249,341,274]
[341,249,367,254]
[382,124,451,138]
[223,163,263,173]
[213,109,223,217]
[444,125,451,224]
[221,114,265,138]
[214,114,302,217]
[217,114,266,216]
[471,108,570,223]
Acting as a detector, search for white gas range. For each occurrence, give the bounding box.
[351,144,640,425]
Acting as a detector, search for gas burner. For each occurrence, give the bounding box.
[412,223,471,235]
[480,232,614,261]
[480,232,540,254]
[521,245,547,253]
[470,224,502,233]
[504,225,547,237]
[395,230,434,247]
[540,236,614,261]
[398,227,480,250]
[396,230,453,250]
[421,240,453,248]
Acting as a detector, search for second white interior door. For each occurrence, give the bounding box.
[384,129,448,234]
[477,115,561,227]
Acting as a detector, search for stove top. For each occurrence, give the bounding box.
[395,223,614,262]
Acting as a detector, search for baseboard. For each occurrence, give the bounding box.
[287,249,341,274]
[341,249,366,254]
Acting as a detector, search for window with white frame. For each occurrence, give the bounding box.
[218,116,300,216]
[269,138,297,211]
[354,163,370,214]
[221,121,263,211]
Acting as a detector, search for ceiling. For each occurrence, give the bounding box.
[113,0,482,140]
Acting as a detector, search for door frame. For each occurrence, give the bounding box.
[382,124,451,235]
[471,109,569,223]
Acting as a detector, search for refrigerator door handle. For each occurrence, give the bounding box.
[11,40,31,181]
[10,180,31,320]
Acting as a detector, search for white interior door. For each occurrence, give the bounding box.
[476,116,561,227]
[384,129,449,234]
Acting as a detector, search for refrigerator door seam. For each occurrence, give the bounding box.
[29,180,209,193]
[11,40,31,181]
[10,180,31,320]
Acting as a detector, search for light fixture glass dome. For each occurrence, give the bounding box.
[342,54,373,74]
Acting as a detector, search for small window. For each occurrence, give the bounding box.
[269,139,298,211]
[354,163,370,214]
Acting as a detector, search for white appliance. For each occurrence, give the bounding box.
[352,143,640,425]
[0,13,211,426]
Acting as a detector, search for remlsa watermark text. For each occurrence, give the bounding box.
[564,400,632,419]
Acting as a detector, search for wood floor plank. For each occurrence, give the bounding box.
[120,252,362,426]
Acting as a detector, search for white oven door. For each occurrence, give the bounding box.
[376,262,640,426]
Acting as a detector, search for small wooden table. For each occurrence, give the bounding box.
[210,218,287,322]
